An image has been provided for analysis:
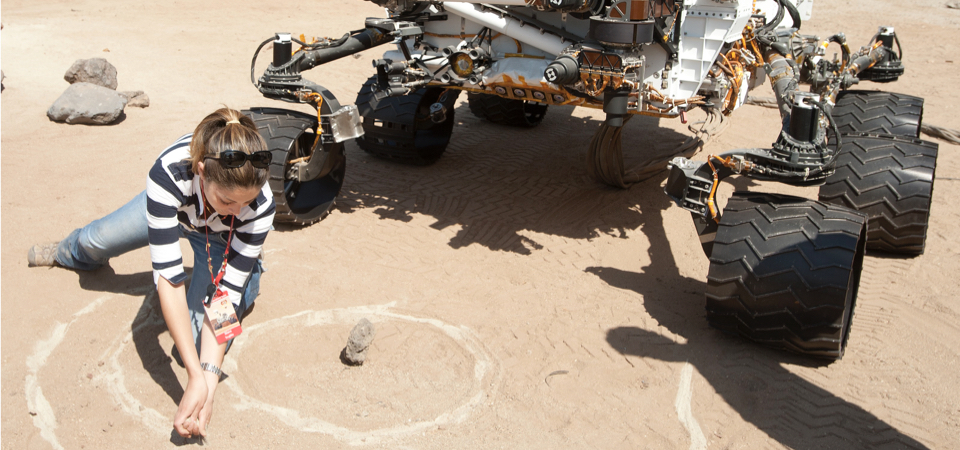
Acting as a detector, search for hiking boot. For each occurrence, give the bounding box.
[28,242,60,267]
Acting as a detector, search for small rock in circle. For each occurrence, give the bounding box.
[341,318,376,366]
[947,1,960,8]
[64,58,118,90]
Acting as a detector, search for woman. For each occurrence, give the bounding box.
[28,107,276,438]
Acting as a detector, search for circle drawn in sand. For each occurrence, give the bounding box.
[28,298,496,448]
[221,303,498,445]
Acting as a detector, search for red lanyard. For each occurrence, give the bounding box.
[199,181,235,289]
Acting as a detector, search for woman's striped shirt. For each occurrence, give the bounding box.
[145,134,275,306]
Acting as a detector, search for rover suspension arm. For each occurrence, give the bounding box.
[664,22,904,256]
[253,19,408,104]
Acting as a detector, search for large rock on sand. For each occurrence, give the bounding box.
[64,58,118,90]
[47,82,126,125]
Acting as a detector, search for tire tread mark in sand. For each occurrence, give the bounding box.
[711,341,930,449]
[298,208,448,276]
[799,255,933,448]
[447,113,566,172]
[344,159,587,255]
[338,113,625,261]
[846,257,905,357]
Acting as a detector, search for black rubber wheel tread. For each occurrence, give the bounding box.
[243,107,345,225]
[818,133,938,255]
[832,90,923,138]
[466,92,548,128]
[706,192,867,360]
[355,76,458,165]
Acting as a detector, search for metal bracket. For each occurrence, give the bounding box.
[324,104,364,144]
[664,157,715,217]
[292,105,361,182]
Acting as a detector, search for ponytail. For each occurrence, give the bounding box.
[189,108,269,189]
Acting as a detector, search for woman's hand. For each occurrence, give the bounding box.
[157,277,210,438]
[174,375,208,438]
[197,367,221,434]
[198,388,216,434]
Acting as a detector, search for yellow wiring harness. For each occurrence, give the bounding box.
[704,155,759,222]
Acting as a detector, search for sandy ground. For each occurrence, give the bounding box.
[3,0,960,448]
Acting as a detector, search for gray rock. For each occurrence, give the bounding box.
[342,318,376,366]
[64,58,118,90]
[47,82,126,125]
[119,90,150,108]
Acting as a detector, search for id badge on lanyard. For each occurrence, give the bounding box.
[204,284,242,344]
[200,200,242,344]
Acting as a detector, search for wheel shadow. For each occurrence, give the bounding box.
[588,190,930,449]
[334,102,702,254]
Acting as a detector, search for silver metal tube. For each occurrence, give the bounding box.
[440,0,530,4]
[442,2,569,56]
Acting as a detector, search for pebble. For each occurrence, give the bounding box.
[120,90,150,108]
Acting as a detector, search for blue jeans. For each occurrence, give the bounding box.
[55,191,262,354]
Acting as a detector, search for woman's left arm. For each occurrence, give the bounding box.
[197,189,274,433]
[196,318,226,435]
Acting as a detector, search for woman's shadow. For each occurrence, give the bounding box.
[586,182,930,450]
[76,266,204,445]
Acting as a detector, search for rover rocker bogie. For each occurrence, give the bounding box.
[245,0,939,359]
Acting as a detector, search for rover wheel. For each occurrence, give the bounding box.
[355,75,460,165]
[832,90,923,138]
[818,134,938,255]
[466,92,548,128]
[244,107,345,225]
[706,192,867,360]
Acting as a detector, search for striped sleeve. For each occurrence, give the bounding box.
[147,144,190,287]
[220,186,275,306]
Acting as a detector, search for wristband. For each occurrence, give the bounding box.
[200,362,222,378]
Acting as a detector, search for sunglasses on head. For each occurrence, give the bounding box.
[204,150,272,169]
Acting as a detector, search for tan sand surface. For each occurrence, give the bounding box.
[3,1,960,448]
